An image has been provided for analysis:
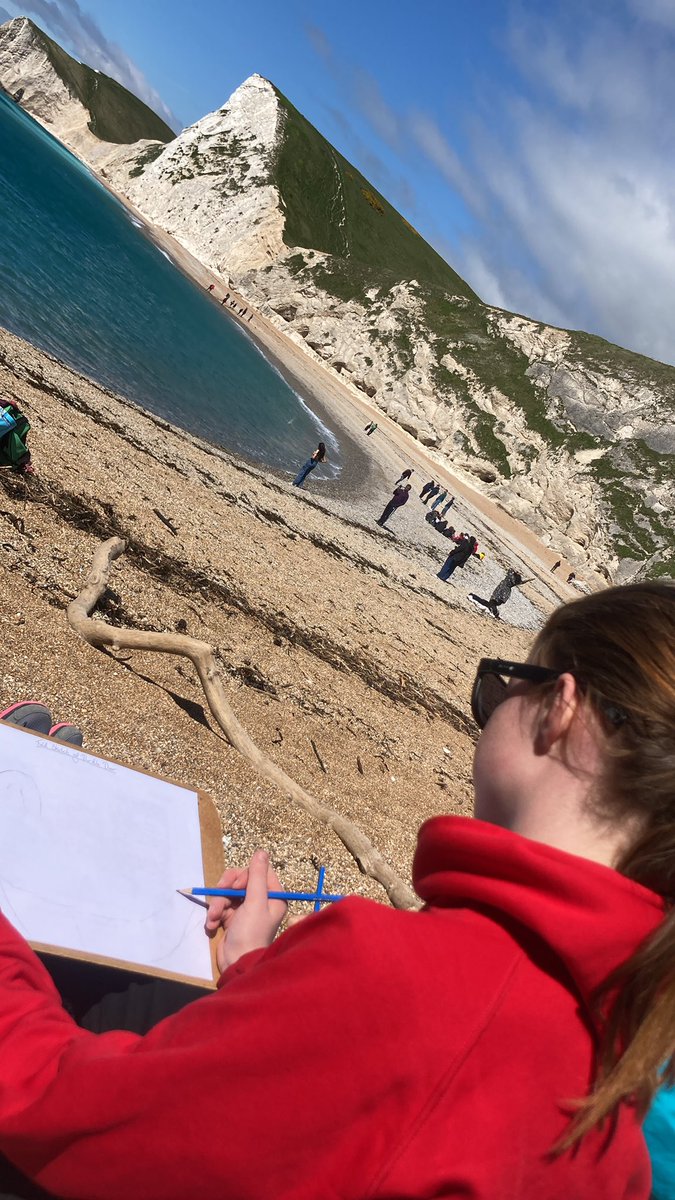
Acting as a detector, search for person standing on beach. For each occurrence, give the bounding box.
[366,422,378,436]
[419,480,436,501]
[438,535,478,582]
[376,484,411,528]
[551,560,561,573]
[292,442,327,488]
[423,483,440,506]
[430,488,448,512]
[440,496,455,517]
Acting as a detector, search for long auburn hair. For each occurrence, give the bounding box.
[528,581,675,1145]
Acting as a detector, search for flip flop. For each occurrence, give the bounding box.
[0,701,53,734]
[49,723,84,747]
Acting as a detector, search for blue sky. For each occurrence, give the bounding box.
[2,0,675,366]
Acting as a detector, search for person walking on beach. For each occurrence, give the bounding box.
[440,496,455,517]
[422,483,440,506]
[395,469,413,486]
[430,489,448,512]
[376,484,411,528]
[419,479,436,501]
[438,535,478,582]
[292,442,327,488]
[365,422,378,436]
[551,560,561,573]
[221,293,230,305]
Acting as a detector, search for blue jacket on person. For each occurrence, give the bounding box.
[644,1086,675,1199]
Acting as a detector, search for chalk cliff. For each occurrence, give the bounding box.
[0,16,172,168]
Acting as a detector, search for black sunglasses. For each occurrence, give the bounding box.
[471,659,560,730]
[470,658,629,731]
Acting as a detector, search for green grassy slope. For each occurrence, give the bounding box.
[271,86,476,300]
[26,19,174,144]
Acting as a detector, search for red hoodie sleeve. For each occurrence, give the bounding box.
[0,900,411,1200]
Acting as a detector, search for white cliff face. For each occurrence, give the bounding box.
[113,75,286,276]
[0,18,75,126]
[0,19,108,167]
[494,312,675,454]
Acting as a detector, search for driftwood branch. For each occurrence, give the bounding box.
[67,538,419,910]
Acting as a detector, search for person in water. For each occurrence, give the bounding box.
[292,442,327,488]
[0,584,673,1199]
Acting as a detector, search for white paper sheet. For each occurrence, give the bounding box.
[0,723,214,982]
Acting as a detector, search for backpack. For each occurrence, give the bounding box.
[0,403,31,471]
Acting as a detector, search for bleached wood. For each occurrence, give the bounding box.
[67,538,419,910]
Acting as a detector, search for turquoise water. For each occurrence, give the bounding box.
[0,91,339,474]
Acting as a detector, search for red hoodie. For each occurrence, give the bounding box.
[0,817,663,1198]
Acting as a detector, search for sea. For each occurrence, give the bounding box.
[0,90,340,475]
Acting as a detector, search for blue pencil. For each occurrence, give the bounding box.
[178,886,343,904]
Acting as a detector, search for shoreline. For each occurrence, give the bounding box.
[83,173,381,504]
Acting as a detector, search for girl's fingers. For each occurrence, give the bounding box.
[204,867,250,934]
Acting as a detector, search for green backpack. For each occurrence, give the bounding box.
[0,403,31,471]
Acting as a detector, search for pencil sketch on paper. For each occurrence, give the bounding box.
[0,724,213,981]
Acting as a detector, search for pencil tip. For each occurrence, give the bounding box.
[176,887,190,896]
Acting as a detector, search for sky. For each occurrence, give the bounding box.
[2,0,675,367]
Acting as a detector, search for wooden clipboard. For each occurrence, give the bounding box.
[0,724,224,988]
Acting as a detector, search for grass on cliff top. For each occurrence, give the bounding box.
[271,85,476,299]
[25,19,175,144]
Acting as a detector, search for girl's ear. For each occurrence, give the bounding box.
[534,672,580,755]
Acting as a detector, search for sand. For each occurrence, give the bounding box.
[0,255,574,908]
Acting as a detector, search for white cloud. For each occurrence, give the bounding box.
[7,0,180,131]
[407,110,485,217]
[455,6,675,365]
[351,68,402,149]
[626,0,675,30]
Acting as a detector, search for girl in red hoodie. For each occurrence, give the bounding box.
[0,583,674,1198]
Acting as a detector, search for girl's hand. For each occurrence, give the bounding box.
[205,849,287,973]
